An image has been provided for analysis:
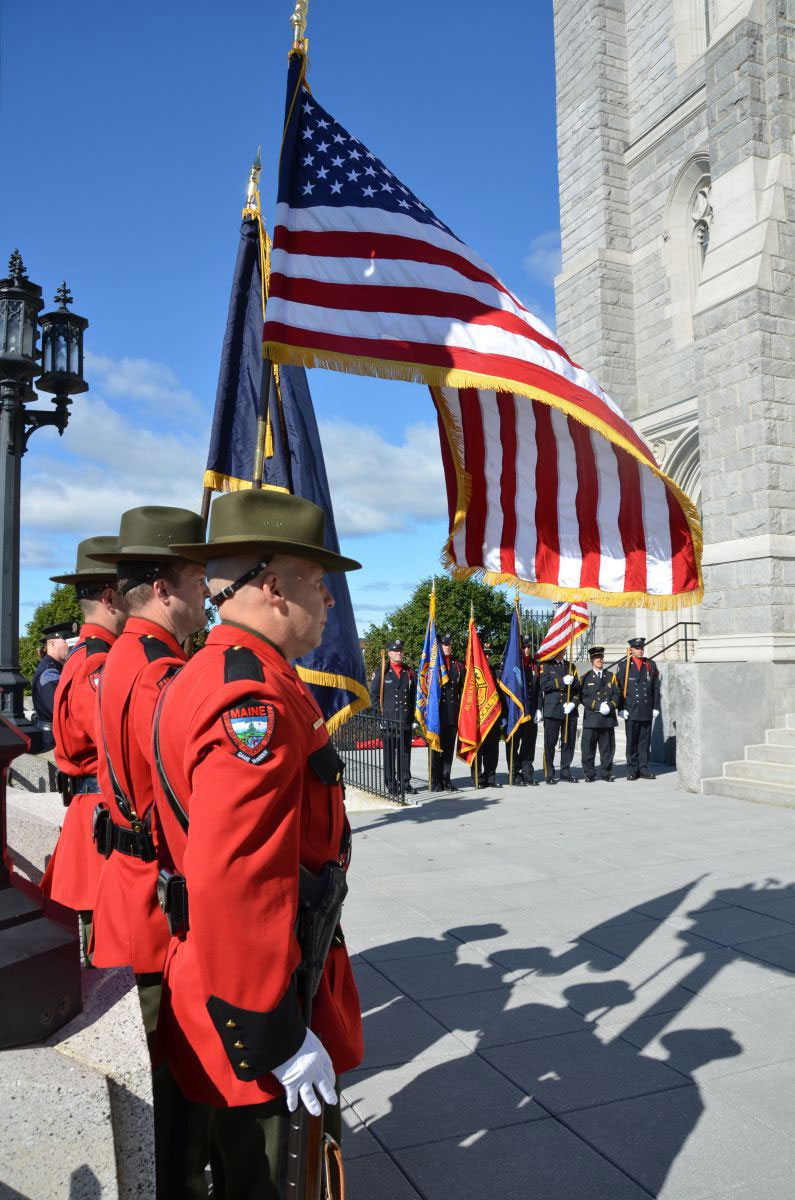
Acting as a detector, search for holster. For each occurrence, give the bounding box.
[296,861,349,1000]
[156,868,189,936]
[57,770,75,808]
[92,803,113,859]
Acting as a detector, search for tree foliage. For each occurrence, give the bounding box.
[19,585,82,681]
[361,575,515,678]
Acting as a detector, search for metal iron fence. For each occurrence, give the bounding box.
[333,707,421,803]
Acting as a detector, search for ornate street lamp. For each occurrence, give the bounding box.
[0,250,84,1047]
[0,250,88,743]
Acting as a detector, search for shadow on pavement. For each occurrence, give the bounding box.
[343,878,795,1199]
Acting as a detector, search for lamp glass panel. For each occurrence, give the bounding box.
[69,328,81,374]
[5,301,21,354]
[54,327,68,372]
[21,302,35,356]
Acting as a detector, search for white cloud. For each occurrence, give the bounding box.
[319,419,447,536]
[523,231,562,287]
[20,536,56,567]
[85,352,201,416]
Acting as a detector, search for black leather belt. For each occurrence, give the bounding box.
[73,774,101,794]
[111,821,155,861]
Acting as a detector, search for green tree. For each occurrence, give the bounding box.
[19,585,82,682]
[362,575,516,679]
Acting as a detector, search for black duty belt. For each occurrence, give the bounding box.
[93,803,155,862]
[72,774,101,794]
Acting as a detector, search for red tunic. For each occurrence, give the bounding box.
[90,616,186,973]
[154,622,364,1108]
[40,623,119,910]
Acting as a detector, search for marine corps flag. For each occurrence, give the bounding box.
[499,600,527,741]
[204,181,369,733]
[414,584,448,753]
[457,618,500,765]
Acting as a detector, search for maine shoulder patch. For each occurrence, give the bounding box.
[88,668,102,691]
[222,697,276,764]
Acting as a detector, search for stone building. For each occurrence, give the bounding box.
[553,0,795,791]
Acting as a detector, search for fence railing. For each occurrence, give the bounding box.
[332,707,414,803]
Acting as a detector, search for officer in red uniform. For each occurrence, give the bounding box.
[86,507,208,1040]
[40,536,127,957]
[152,490,364,1197]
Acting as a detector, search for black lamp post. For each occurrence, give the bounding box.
[0,250,88,744]
[0,251,84,1046]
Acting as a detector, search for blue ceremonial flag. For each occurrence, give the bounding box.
[414,586,448,754]
[205,214,269,491]
[499,601,527,740]
[205,198,369,733]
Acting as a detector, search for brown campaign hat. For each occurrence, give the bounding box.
[170,491,361,574]
[50,536,120,585]
[87,507,207,564]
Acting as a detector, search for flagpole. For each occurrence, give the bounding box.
[428,583,433,792]
[564,632,574,742]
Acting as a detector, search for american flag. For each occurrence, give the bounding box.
[264,52,703,608]
[536,603,590,662]
[434,387,701,604]
[265,54,653,463]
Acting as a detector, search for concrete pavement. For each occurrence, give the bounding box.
[340,753,795,1199]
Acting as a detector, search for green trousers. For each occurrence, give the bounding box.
[208,1095,342,1200]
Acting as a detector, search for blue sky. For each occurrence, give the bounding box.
[0,0,560,634]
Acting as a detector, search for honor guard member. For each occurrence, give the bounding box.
[619,636,661,780]
[579,647,622,782]
[430,632,464,792]
[539,652,581,783]
[31,622,73,749]
[151,490,364,1196]
[370,639,417,796]
[40,537,127,956]
[472,641,502,789]
[86,507,208,1043]
[514,636,541,786]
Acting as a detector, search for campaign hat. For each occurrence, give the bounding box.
[170,491,361,573]
[589,646,605,658]
[87,507,207,564]
[50,536,120,586]
[628,636,646,649]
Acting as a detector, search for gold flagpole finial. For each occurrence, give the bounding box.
[290,0,309,51]
[244,148,262,217]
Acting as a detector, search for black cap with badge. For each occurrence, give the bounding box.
[387,640,403,652]
[628,637,646,650]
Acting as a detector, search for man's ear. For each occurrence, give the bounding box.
[261,570,284,604]
[152,576,170,602]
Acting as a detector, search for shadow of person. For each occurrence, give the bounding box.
[351,793,499,836]
[69,1165,103,1198]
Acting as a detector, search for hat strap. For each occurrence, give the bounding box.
[211,559,271,608]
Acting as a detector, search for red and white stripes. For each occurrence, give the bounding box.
[434,387,701,607]
[536,603,590,661]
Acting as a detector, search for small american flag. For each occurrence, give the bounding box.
[536,603,590,662]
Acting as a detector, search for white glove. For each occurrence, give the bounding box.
[563,674,574,686]
[563,701,575,715]
[620,709,629,720]
[534,709,542,724]
[599,702,611,715]
[272,1028,336,1116]
[653,709,660,719]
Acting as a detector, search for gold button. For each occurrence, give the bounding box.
[225,1019,237,1029]
[239,1060,250,1069]
[233,1040,245,1049]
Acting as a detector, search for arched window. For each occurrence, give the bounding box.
[662,154,713,347]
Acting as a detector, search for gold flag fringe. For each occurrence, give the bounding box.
[295,668,370,736]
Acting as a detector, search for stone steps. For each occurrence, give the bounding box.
[702,713,795,807]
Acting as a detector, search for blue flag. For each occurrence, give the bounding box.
[206,210,369,732]
[414,587,448,753]
[499,601,527,740]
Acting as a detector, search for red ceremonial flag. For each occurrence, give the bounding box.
[456,619,500,765]
[536,602,590,661]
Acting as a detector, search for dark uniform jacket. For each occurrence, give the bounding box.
[370,662,416,727]
[621,656,661,721]
[523,656,541,713]
[153,622,364,1107]
[32,654,63,724]
[439,657,464,726]
[579,668,622,728]
[539,660,581,719]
